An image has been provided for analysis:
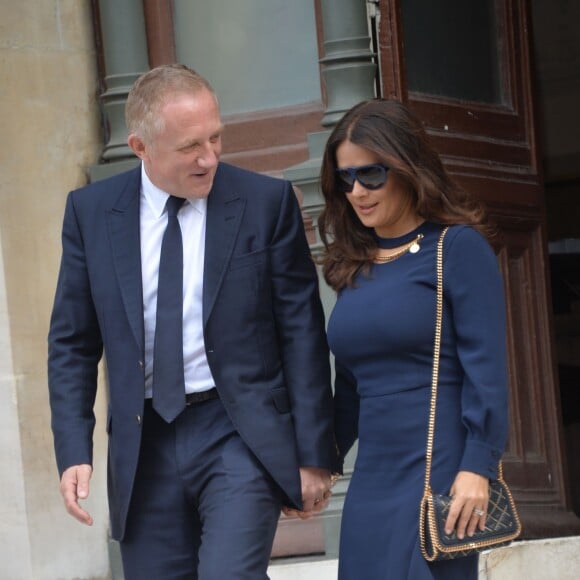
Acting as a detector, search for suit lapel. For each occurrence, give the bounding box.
[104,164,245,346]
[106,168,144,353]
[203,169,245,326]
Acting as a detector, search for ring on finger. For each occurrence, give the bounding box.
[473,508,485,517]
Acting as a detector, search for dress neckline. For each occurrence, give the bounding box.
[374,222,429,249]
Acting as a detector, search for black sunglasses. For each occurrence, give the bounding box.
[335,164,390,193]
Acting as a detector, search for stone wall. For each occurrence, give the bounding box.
[0,1,109,578]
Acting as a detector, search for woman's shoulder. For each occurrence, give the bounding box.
[422,222,491,254]
[443,224,494,256]
[440,224,501,281]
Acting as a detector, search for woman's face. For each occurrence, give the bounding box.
[335,140,420,238]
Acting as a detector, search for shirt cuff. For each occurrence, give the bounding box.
[459,439,503,480]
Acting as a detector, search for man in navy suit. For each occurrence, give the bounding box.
[48,64,339,579]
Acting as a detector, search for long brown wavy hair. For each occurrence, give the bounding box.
[318,99,490,291]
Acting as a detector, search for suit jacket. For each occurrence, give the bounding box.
[48,162,338,540]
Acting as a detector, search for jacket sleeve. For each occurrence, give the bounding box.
[48,191,103,476]
[269,181,339,472]
[445,227,509,480]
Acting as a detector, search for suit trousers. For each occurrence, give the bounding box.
[120,396,284,580]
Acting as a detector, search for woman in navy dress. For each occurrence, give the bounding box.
[318,99,509,579]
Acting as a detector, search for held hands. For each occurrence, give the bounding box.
[282,467,334,520]
[444,470,489,539]
[60,464,94,526]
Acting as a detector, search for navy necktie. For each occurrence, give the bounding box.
[152,195,187,423]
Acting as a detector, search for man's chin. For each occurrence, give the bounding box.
[184,190,211,200]
[187,175,215,198]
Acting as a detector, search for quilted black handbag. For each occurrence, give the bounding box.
[418,228,521,561]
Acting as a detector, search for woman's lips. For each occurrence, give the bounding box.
[356,203,378,215]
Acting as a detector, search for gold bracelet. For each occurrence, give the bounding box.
[330,473,340,487]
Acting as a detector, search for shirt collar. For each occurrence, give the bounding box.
[140,163,207,217]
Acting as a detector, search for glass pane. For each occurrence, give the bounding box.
[402,0,505,104]
[173,0,322,116]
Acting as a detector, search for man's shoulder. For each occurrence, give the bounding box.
[71,165,140,199]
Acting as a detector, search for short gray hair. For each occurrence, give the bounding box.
[125,64,216,143]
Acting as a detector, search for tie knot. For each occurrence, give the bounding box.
[165,195,186,217]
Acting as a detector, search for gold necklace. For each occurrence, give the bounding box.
[374,233,424,263]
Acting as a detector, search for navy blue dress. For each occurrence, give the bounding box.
[328,222,509,580]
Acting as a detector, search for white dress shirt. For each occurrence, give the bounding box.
[140,164,215,398]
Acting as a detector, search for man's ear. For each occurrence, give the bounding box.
[128,134,147,160]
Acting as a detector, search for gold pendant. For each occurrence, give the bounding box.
[409,234,423,254]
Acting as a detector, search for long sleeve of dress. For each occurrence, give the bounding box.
[444,226,509,479]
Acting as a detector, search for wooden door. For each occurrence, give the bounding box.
[377,0,580,537]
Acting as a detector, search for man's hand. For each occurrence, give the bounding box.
[282,466,333,520]
[444,470,489,539]
[60,464,94,526]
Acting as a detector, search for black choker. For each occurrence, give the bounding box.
[374,226,424,249]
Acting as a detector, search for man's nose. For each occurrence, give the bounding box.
[197,144,219,168]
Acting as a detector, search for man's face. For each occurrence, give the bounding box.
[130,88,223,199]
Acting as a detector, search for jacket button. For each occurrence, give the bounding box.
[136,415,141,425]
[138,360,144,368]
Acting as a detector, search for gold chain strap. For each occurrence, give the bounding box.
[422,226,506,495]
[419,227,518,560]
[422,227,449,496]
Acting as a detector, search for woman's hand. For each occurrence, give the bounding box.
[444,471,489,539]
[281,467,334,520]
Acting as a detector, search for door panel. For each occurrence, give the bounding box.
[378,0,580,537]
